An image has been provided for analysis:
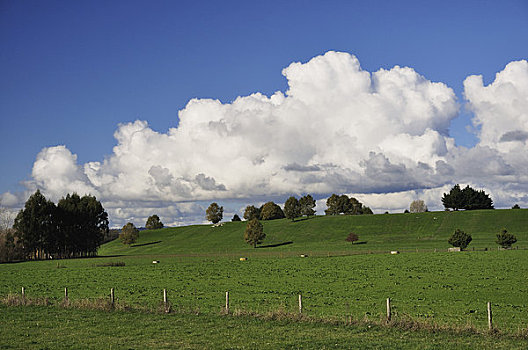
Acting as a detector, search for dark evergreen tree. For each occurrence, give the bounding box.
[231,214,241,222]
[496,229,517,249]
[442,184,493,210]
[448,229,472,250]
[13,190,57,260]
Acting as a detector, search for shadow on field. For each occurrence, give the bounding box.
[131,241,162,248]
[353,241,368,245]
[257,241,293,248]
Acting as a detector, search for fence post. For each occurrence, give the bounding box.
[21,287,25,299]
[225,291,229,314]
[64,287,68,302]
[110,288,115,307]
[163,289,169,313]
[487,301,493,330]
[298,294,302,314]
[386,298,391,322]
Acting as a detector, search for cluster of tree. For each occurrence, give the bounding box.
[325,194,373,215]
[442,184,493,211]
[243,202,285,221]
[284,195,316,221]
[6,190,108,261]
[448,228,518,250]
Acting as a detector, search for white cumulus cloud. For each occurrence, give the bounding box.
[3,52,528,226]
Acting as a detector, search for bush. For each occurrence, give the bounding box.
[448,229,472,250]
[496,229,517,249]
[232,214,241,222]
[512,204,520,209]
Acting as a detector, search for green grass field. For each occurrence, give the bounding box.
[1,305,526,349]
[99,209,528,256]
[1,209,527,348]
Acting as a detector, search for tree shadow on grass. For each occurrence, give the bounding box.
[353,241,367,245]
[257,241,293,248]
[131,241,162,248]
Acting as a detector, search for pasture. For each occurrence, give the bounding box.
[1,209,527,348]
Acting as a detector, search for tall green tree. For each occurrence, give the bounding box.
[13,190,57,260]
[205,203,223,224]
[284,196,300,221]
[244,218,265,248]
[299,194,316,217]
[145,215,164,230]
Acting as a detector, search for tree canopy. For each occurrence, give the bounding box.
[325,194,372,215]
[259,202,285,220]
[205,203,223,224]
[284,196,300,221]
[442,184,493,211]
[120,222,139,245]
[409,199,427,213]
[243,205,260,221]
[448,229,472,250]
[244,218,265,248]
[299,194,316,217]
[145,215,164,230]
[13,190,108,260]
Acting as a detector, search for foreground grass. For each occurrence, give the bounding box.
[99,209,528,257]
[1,305,526,349]
[2,250,527,332]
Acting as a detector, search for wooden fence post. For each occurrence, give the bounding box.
[64,287,68,302]
[21,287,25,299]
[225,291,229,314]
[298,294,302,314]
[386,298,391,322]
[487,301,493,330]
[163,289,169,313]
[110,288,115,307]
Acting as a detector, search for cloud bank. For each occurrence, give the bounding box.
[2,52,527,226]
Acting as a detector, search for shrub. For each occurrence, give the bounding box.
[448,229,472,250]
[512,204,520,209]
[231,214,241,222]
[496,229,517,249]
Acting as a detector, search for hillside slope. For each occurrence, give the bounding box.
[98,209,528,256]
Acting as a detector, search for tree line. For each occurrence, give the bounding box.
[1,190,108,262]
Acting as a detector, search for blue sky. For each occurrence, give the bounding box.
[1,0,527,226]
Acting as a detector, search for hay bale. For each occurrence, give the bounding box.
[239,257,247,261]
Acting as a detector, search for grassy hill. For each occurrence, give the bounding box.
[99,209,528,256]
